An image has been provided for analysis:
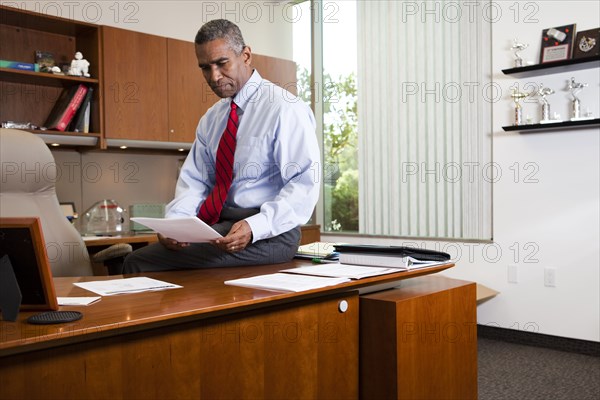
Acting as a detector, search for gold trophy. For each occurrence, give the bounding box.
[510,88,528,125]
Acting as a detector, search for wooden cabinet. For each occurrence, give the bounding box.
[167,38,218,143]
[1,6,299,148]
[0,5,102,142]
[102,26,169,141]
[360,275,478,400]
[103,28,298,144]
[102,29,218,144]
[251,53,298,95]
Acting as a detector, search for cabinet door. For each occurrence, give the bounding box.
[102,26,168,141]
[252,54,297,95]
[167,39,219,143]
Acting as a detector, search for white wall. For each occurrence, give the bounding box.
[3,0,294,59]
[327,1,600,342]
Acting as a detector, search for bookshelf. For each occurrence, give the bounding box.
[0,5,102,146]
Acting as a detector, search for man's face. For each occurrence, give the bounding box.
[196,38,252,99]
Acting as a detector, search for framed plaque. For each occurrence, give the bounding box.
[0,217,58,311]
[539,24,576,63]
[572,28,599,59]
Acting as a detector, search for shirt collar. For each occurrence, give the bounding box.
[232,70,262,111]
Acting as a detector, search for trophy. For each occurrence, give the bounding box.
[510,88,528,125]
[537,84,558,123]
[511,39,529,68]
[566,77,590,120]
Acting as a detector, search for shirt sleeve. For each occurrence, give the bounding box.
[244,102,321,242]
[165,120,214,218]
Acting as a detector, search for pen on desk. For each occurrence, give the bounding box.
[311,258,339,264]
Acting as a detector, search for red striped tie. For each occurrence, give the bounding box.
[197,101,238,225]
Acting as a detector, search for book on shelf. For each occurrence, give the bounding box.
[0,59,40,72]
[43,84,88,131]
[69,86,93,132]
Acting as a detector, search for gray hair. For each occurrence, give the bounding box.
[195,19,246,55]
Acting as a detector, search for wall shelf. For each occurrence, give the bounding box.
[0,68,99,87]
[502,56,600,78]
[502,118,599,133]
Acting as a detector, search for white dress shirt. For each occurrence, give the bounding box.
[166,70,320,242]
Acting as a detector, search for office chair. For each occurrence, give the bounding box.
[0,128,131,276]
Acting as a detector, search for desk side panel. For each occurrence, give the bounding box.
[360,276,477,400]
[0,292,358,400]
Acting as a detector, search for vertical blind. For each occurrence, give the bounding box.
[357,0,492,239]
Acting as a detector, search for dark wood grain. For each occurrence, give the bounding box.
[360,275,478,400]
[166,38,218,143]
[0,262,457,399]
[102,26,169,141]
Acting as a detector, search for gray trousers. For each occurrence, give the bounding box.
[122,208,300,273]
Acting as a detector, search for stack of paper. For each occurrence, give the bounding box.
[281,264,399,280]
[224,262,407,292]
[74,277,182,296]
[225,273,350,292]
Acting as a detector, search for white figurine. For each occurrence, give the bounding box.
[68,51,90,77]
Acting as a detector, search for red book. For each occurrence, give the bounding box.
[44,84,88,131]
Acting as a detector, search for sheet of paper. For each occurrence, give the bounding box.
[130,217,222,243]
[57,296,101,306]
[74,277,182,296]
[281,264,399,280]
[225,273,350,292]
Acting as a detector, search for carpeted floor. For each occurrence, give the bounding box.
[478,337,600,400]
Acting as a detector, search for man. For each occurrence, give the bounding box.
[123,19,320,272]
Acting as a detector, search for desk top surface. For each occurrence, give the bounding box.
[0,260,452,356]
[82,233,158,246]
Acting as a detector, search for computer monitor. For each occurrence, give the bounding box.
[0,217,58,311]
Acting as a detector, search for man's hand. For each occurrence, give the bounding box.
[212,220,253,253]
[158,233,190,251]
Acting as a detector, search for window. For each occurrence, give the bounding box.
[295,0,492,240]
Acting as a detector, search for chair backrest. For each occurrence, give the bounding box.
[0,128,93,276]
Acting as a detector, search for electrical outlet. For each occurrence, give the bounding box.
[544,267,557,287]
[507,264,518,283]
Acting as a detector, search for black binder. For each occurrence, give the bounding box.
[333,244,451,262]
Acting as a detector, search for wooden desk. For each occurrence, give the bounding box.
[0,261,454,399]
[360,276,477,399]
[82,233,159,248]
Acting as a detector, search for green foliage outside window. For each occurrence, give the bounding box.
[298,67,359,232]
